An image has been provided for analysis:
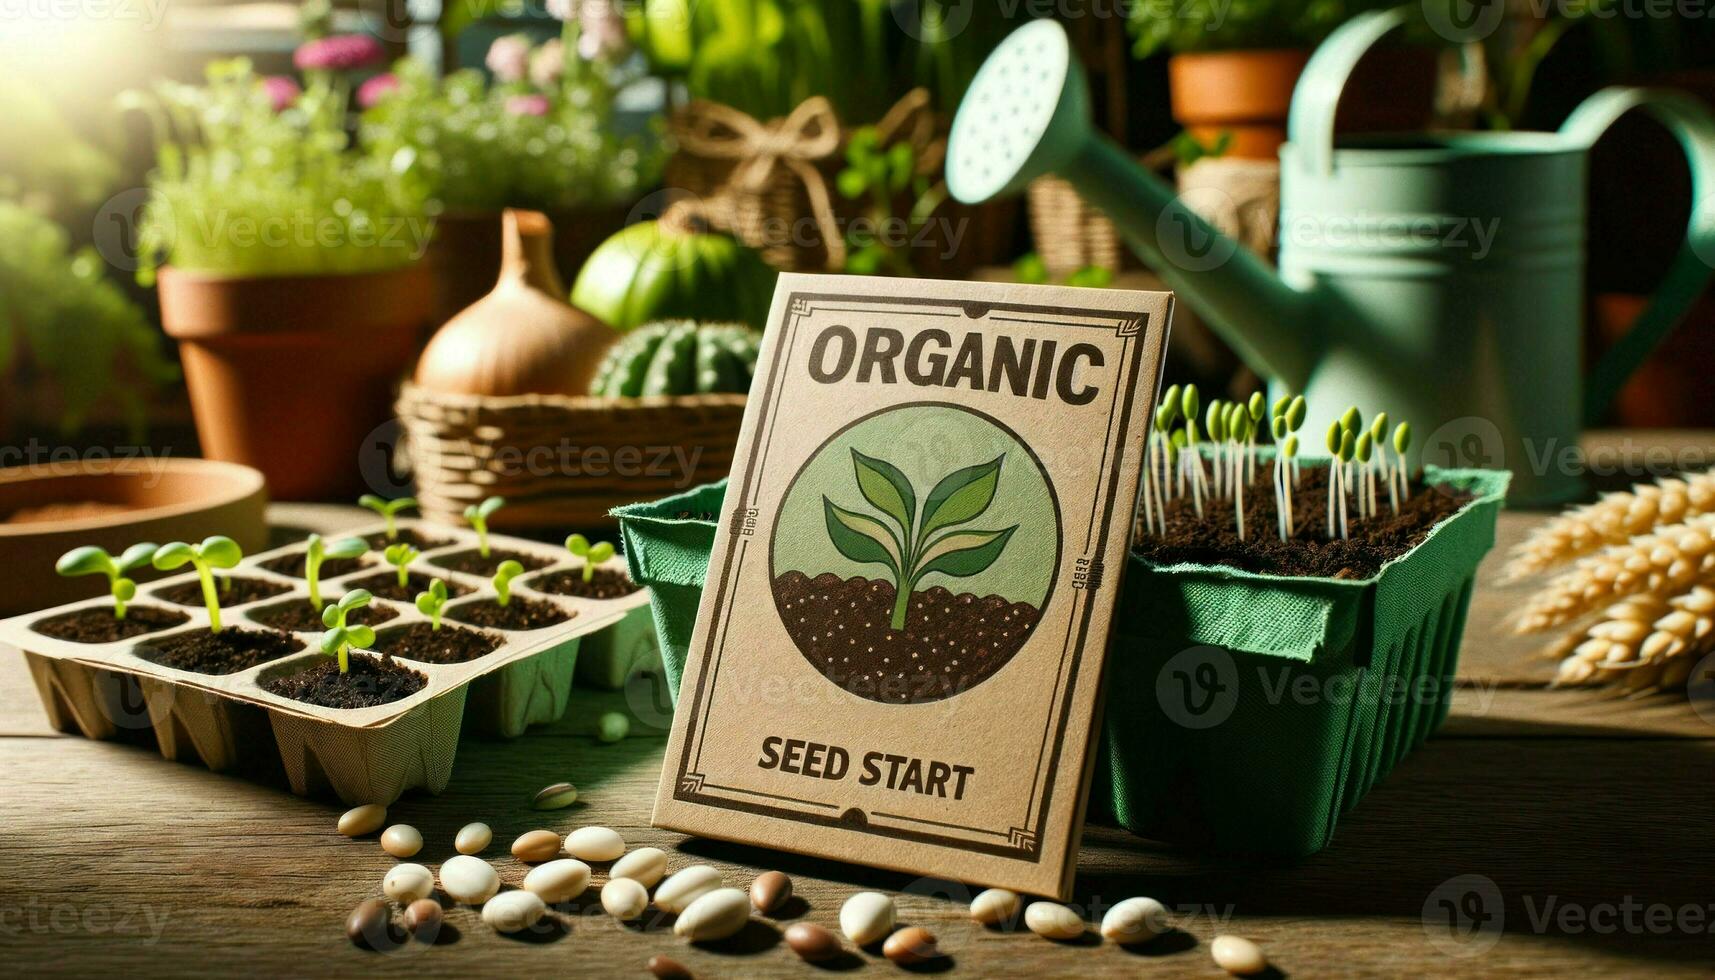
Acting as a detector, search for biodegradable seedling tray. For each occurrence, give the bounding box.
[3,521,649,805]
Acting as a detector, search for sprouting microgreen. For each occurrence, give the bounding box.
[493,559,525,607]
[56,543,157,620]
[463,496,506,557]
[414,579,449,630]
[358,495,418,541]
[152,536,242,633]
[305,534,366,611]
[383,543,420,589]
[318,589,374,674]
[1341,406,1362,434]
[564,534,616,583]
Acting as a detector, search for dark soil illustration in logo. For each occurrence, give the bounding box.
[771,405,1058,704]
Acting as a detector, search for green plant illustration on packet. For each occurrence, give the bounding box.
[771,404,1059,705]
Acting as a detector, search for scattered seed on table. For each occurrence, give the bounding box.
[482,890,547,934]
[566,825,625,862]
[654,865,723,914]
[512,829,564,863]
[883,925,941,965]
[749,870,791,914]
[440,854,500,904]
[598,711,630,743]
[1101,896,1169,945]
[403,898,441,941]
[970,887,1020,925]
[647,954,693,979]
[532,781,579,810]
[1024,901,1085,941]
[601,877,650,920]
[840,892,896,946]
[345,898,394,948]
[1211,935,1268,975]
[674,888,751,942]
[610,847,668,888]
[784,921,843,962]
[382,863,434,904]
[338,804,386,837]
[455,821,492,855]
[380,824,422,858]
[523,858,591,903]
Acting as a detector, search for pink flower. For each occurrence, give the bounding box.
[505,94,551,117]
[293,34,386,71]
[485,33,532,84]
[357,72,400,108]
[260,75,301,112]
[578,0,630,62]
[529,38,564,88]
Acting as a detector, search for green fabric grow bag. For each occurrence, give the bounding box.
[613,467,1508,856]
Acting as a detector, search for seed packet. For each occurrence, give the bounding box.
[652,274,1173,897]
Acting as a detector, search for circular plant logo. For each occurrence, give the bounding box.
[771,404,1059,705]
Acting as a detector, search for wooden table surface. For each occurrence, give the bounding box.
[6,447,1715,977]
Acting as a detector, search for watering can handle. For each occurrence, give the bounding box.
[1288,7,1412,176]
[1563,88,1715,425]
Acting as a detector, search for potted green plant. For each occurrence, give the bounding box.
[125,56,433,500]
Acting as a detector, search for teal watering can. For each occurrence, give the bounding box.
[947,9,1715,504]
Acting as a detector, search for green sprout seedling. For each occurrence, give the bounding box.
[415,579,449,630]
[564,534,616,583]
[493,560,525,607]
[358,495,418,541]
[319,589,375,674]
[55,543,157,620]
[152,537,243,633]
[305,534,367,611]
[383,543,420,590]
[463,496,506,558]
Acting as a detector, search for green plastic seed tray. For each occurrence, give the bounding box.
[614,467,1509,856]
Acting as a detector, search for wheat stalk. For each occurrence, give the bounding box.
[1514,514,1715,633]
[1555,586,1715,693]
[1507,472,1715,580]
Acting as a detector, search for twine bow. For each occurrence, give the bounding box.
[673,97,846,268]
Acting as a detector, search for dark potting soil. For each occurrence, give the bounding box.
[153,575,293,608]
[247,599,400,632]
[365,528,453,551]
[373,622,503,664]
[772,571,1043,705]
[32,605,189,643]
[260,653,426,709]
[530,566,641,600]
[138,628,304,675]
[1133,464,1473,579]
[257,552,371,580]
[447,596,573,631]
[346,571,472,603]
[429,548,555,577]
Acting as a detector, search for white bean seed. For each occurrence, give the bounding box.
[673,888,751,942]
[523,859,591,904]
[439,854,500,904]
[839,892,896,946]
[610,847,668,888]
[970,887,1020,925]
[382,863,434,904]
[601,877,650,920]
[1101,896,1169,945]
[380,824,422,858]
[565,826,625,862]
[1024,901,1085,941]
[337,804,386,837]
[482,891,547,934]
[1211,935,1268,975]
[652,865,723,914]
[455,822,492,855]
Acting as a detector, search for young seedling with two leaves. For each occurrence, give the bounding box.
[824,450,1017,633]
[463,496,505,558]
[383,543,420,590]
[564,534,615,582]
[152,536,243,633]
[358,494,417,542]
[55,543,158,620]
[304,534,367,611]
[319,589,375,674]
[415,579,449,630]
[493,560,525,608]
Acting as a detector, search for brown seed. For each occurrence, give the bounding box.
[403,898,442,940]
[749,870,792,913]
[345,898,393,948]
[647,954,693,979]
[512,829,563,863]
[784,921,843,962]
[883,926,940,965]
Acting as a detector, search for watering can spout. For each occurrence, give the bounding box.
[947,19,1317,390]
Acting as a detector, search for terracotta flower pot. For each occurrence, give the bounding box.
[157,264,432,500]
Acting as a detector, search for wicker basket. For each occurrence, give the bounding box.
[1026,174,1134,278]
[395,382,747,530]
